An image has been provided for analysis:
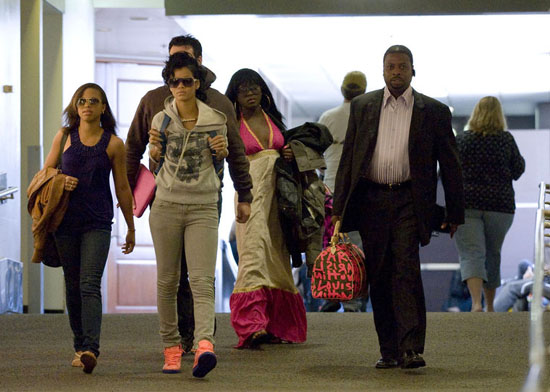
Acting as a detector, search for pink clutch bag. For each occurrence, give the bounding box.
[133,164,156,217]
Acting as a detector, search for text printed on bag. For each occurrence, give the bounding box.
[311,247,360,300]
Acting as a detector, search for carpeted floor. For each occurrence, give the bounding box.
[0,312,548,392]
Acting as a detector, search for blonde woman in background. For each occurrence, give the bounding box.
[455,96,525,312]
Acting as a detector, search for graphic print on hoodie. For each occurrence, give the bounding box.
[165,133,208,183]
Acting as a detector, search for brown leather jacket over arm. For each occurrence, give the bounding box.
[27,167,70,263]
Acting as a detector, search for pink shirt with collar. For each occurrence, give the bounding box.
[367,86,414,184]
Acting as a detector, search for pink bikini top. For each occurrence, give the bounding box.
[239,111,284,156]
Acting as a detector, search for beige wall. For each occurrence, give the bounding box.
[0,0,95,312]
[0,0,21,263]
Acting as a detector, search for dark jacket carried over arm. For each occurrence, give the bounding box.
[275,122,333,268]
[125,66,253,203]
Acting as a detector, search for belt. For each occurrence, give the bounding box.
[363,179,411,191]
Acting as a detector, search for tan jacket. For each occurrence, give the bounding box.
[27,167,70,263]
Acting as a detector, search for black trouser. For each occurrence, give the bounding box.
[357,181,426,359]
[177,251,194,352]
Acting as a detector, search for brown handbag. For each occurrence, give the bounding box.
[311,221,368,300]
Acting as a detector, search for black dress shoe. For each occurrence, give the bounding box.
[375,357,400,369]
[401,350,426,369]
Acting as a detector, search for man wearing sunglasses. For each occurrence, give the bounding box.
[125,35,253,354]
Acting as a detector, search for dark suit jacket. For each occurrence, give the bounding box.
[333,88,465,246]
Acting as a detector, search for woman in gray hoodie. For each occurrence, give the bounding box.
[148,52,227,378]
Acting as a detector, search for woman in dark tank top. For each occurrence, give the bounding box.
[43,83,135,374]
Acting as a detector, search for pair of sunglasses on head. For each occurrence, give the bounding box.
[168,77,199,88]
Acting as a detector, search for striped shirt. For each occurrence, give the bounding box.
[367,86,414,184]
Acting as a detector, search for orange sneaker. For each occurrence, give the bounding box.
[162,344,183,374]
[192,340,217,378]
[71,351,83,367]
[80,351,97,374]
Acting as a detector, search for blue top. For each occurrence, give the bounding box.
[456,130,525,214]
[57,128,114,233]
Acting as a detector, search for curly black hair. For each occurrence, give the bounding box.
[162,52,207,102]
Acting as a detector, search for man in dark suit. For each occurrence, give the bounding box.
[332,45,464,369]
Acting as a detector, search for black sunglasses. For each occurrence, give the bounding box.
[77,98,101,106]
[168,77,198,88]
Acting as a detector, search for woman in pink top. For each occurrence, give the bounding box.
[225,69,307,348]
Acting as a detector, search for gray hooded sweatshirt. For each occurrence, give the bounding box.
[152,97,228,205]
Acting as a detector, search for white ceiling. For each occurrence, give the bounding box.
[95,8,550,122]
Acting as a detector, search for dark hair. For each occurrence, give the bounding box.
[384,44,414,65]
[225,68,284,126]
[162,52,207,102]
[168,35,202,58]
[62,83,116,135]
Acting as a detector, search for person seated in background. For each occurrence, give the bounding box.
[494,260,550,312]
[441,269,472,312]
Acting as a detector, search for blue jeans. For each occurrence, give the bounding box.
[455,209,514,289]
[54,229,111,356]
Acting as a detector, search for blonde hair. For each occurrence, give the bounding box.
[466,96,507,136]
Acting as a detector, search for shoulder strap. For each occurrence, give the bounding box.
[208,130,224,183]
[154,113,171,175]
[57,132,69,169]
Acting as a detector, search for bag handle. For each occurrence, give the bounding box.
[330,220,346,252]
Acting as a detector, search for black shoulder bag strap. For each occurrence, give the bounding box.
[57,132,69,170]
[154,113,172,176]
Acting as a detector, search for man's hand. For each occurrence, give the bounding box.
[440,222,459,238]
[236,202,251,223]
[331,215,341,227]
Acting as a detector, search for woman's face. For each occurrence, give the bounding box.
[168,67,199,103]
[236,82,262,111]
[76,88,105,122]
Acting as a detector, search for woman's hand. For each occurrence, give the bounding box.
[282,144,294,162]
[208,135,228,160]
[64,176,79,191]
[122,230,135,254]
[148,128,162,161]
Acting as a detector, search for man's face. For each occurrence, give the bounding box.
[169,45,202,65]
[383,52,413,98]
